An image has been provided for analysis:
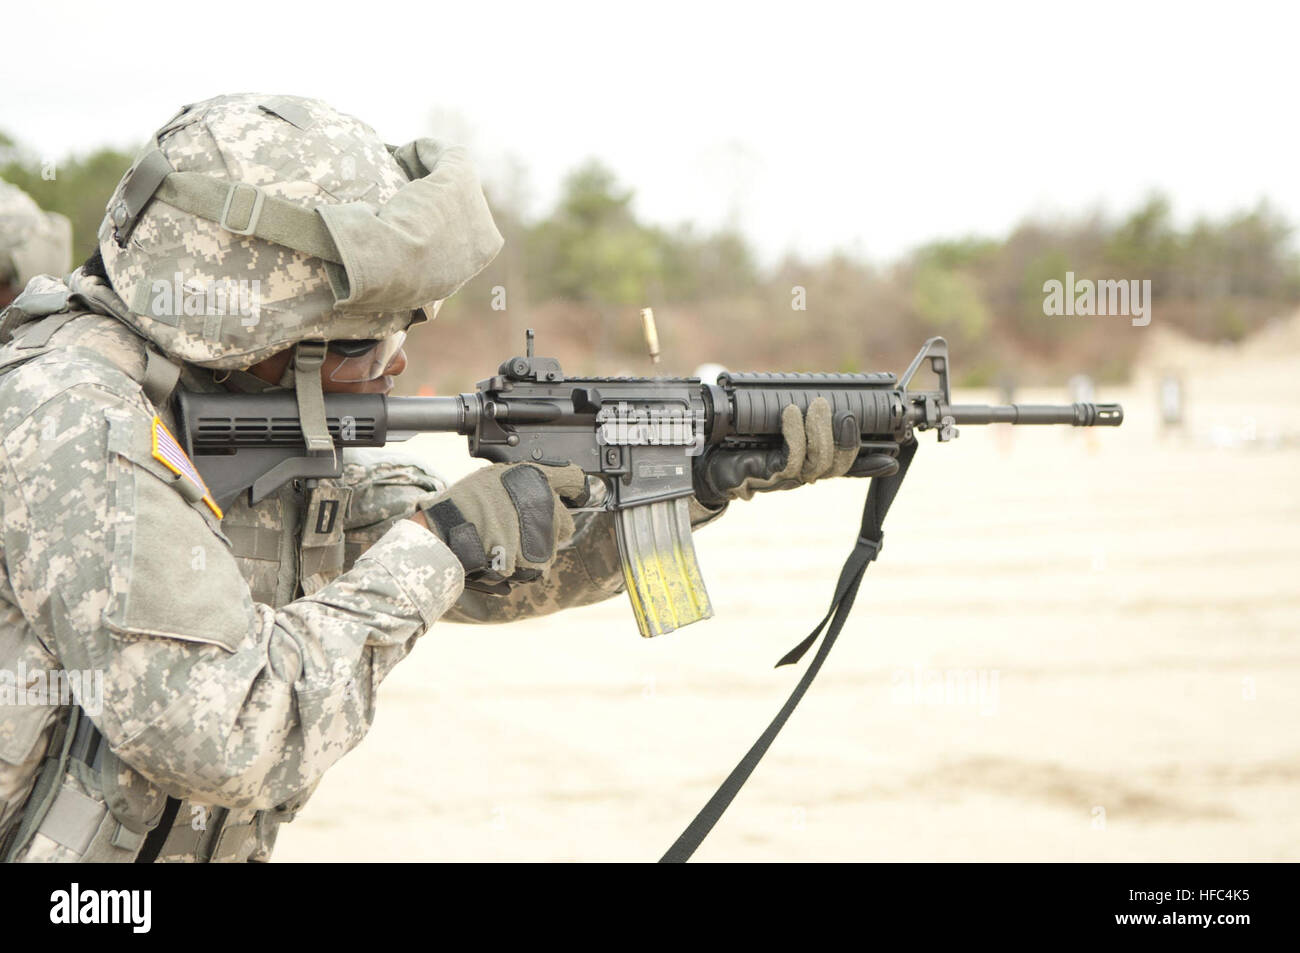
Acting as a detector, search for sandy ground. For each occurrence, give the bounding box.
[275,325,1300,862]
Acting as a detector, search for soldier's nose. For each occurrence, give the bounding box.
[385,349,407,377]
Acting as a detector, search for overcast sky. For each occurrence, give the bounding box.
[3,0,1295,264]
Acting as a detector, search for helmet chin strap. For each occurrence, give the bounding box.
[214,364,281,393]
[291,341,336,459]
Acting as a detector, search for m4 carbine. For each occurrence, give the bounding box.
[177,335,1122,638]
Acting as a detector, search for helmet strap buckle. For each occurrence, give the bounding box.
[218,183,266,237]
[292,341,336,459]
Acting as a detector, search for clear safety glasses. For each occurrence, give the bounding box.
[326,331,407,382]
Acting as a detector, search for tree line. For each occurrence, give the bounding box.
[4,134,1296,392]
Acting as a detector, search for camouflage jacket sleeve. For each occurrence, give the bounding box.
[338,449,729,625]
[338,447,447,572]
[0,383,464,811]
[337,450,629,623]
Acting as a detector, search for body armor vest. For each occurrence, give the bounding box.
[0,302,353,862]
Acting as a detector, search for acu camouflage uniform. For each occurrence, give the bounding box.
[0,95,704,863]
[0,179,72,294]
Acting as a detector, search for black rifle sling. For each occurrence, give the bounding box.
[659,438,919,863]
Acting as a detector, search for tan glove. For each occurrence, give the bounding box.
[693,397,860,505]
[421,462,589,587]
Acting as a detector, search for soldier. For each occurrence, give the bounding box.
[0,94,860,862]
[0,179,73,310]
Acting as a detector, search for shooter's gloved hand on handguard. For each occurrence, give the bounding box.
[692,396,861,506]
[420,462,590,589]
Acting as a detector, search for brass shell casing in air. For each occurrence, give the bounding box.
[640,307,661,365]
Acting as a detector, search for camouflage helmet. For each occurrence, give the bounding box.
[0,179,72,289]
[98,93,503,370]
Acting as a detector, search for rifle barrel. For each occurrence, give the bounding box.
[947,403,1123,426]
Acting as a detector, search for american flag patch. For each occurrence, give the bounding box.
[151,416,223,519]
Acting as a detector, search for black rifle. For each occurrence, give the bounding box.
[178,334,1121,636]
[178,334,1122,859]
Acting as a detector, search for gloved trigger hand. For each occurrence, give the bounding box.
[421,461,588,590]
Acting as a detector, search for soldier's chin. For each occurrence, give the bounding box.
[323,375,395,394]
